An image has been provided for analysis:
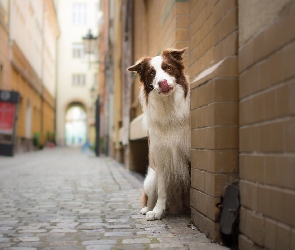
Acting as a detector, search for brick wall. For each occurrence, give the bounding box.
[189,0,239,241]
[128,0,295,246]
[239,2,295,249]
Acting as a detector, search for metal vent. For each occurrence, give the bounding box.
[220,183,240,249]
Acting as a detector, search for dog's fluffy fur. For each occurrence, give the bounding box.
[128,48,191,221]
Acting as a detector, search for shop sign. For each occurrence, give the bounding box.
[0,91,20,156]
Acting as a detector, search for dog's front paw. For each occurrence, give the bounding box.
[140,207,148,215]
[146,210,165,221]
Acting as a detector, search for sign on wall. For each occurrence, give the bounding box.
[0,90,20,156]
[0,102,16,139]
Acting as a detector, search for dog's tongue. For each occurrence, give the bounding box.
[159,80,170,93]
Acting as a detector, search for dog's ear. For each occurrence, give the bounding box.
[162,48,187,61]
[127,61,141,72]
[127,57,150,74]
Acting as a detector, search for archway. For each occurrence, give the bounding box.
[65,105,87,146]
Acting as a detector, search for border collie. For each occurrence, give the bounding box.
[128,48,191,221]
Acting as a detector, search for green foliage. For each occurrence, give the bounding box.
[33,133,45,149]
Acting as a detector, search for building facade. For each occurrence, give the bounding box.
[0,0,59,152]
[0,0,9,91]
[98,0,295,249]
[55,0,99,147]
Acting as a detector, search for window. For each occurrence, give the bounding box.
[72,74,86,86]
[72,43,85,59]
[72,3,86,25]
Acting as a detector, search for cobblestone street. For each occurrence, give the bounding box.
[0,148,227,249]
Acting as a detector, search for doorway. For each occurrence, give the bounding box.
[25,98,31,138]
[65,105,87,146]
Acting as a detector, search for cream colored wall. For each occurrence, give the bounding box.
[10,0,43,78]
[55,0,99,145]
[43,0,59,97]
[10,0,58,97]
[0,0,9,91]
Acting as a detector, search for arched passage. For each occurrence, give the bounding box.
[65,104,87,147]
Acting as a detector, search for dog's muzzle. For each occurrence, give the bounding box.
[158,80,172,94]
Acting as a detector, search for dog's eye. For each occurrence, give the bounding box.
[150,71,155,76]
[167,66,172,71]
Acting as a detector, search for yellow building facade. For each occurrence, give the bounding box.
[0,0,9,91]
[0,0,59,152]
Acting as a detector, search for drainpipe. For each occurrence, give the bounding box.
[40,0,45,138]
[53,1,59,145]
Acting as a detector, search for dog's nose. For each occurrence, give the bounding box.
[158,80,171,93]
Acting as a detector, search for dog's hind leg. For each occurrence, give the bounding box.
[140,192,148,214]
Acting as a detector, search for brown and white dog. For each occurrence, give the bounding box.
[128,48,191,221]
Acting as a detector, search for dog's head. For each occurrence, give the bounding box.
[127,48,188,100]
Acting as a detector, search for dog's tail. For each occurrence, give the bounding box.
[141,192,148,207]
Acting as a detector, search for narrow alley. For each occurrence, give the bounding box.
[0,148,227,250]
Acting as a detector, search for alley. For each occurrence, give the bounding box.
[0,148,227,250]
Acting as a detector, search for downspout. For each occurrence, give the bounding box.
[40,0,45,138]
[54,1,59,145]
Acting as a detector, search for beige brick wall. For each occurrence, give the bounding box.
[239,2,295,249]
[128,0,295,246]
[189,0,239,241]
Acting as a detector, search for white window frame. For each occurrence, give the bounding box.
[72,74,86,86]
[72,3,87,26]
[72,43,85,59]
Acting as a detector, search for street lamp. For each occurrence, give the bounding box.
[82,29,111,68]
[89,85,96,99]
[82,29,97,54]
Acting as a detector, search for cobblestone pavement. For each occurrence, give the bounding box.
[0,147,228,250]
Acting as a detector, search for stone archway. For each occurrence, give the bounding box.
[65,104,87,147]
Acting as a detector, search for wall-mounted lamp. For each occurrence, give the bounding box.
[82,29,97,54]
[89,85,96,100]
[82,29,110,69]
